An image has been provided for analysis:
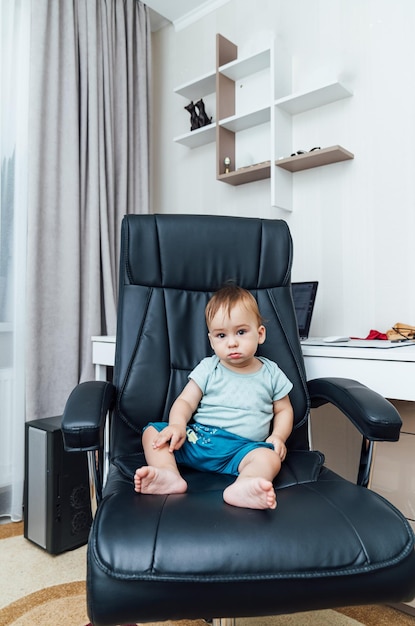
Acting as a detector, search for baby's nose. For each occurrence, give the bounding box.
[228,335,238,346]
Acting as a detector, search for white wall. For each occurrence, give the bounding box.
[151,0,415,338]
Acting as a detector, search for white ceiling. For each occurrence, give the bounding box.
[144,0,228,31]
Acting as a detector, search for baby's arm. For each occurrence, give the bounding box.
[266,395,294,461]
[152,379,203,452]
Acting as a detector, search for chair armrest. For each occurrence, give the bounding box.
[62,380,116,451]
[307,377,402,441]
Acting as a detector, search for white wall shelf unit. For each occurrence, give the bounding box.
[173,34,354,210]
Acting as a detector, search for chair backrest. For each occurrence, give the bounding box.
[111,214,310,459]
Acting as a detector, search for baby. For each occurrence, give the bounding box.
[134,284,293,510]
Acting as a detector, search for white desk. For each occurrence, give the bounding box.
[301,341,415,401]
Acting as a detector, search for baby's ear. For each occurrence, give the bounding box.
[258,325,266,344]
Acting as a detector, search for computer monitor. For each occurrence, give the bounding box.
[291,281,318,340]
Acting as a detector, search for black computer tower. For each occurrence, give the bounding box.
[24,415,92,554]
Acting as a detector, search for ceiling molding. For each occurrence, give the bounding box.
[173,0,231,31]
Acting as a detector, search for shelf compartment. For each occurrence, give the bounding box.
[174,70,216,100]
[275,82,353,115]
[174,123,217,148]
[218,161,271,186]
[219,48,270,81]
[276,145,354,172]
[219,106,270,133]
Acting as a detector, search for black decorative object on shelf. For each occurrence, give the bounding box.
[184,101,200,131]
[185,99,212,131]
[195,98,212,127]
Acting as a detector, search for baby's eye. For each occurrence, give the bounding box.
[217,333,226,339]
[237,329,247,335]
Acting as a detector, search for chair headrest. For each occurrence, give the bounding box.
[123,214,292,291]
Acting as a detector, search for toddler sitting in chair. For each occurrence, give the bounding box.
[134,284,293,510]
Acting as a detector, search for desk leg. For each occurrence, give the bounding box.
[95,363,107,382]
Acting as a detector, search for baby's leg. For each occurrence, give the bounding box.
[134,426,187,495]
[223,447,281,510]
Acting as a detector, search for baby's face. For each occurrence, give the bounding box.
[208,302,265,371]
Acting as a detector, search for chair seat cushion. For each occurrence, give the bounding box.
[92,460,413,583]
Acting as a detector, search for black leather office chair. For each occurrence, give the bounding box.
[62,214,415,626]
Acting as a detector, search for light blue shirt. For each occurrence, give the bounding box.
[189,355,293,441]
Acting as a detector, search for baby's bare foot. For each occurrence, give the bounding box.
[223,477,277,510]
[134,466,187,495]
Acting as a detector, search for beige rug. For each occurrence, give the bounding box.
[1,522,414,626]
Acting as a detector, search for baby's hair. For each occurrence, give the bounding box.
[205,284,264,329]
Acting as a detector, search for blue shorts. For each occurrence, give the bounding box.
[144,422,274,476]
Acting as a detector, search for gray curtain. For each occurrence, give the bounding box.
[27,0,151,420]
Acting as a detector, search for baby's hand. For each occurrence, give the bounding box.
[266,435,287,461]
[152,424,186,452]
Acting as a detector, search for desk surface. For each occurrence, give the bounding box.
[301,339,415,363]
[92,335,116,343]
